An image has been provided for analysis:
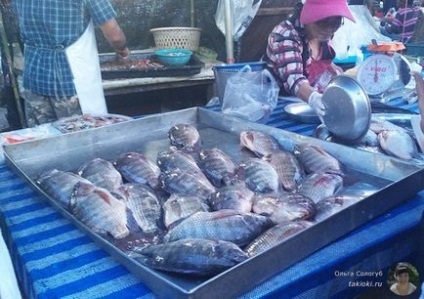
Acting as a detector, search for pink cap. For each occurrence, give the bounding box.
[300,0,356,24]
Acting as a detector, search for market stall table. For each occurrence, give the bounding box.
[0,99,424,299]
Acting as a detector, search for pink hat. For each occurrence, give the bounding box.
[300,0,356,24]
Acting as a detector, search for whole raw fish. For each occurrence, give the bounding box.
[168,123,202,151]
[252,193,316,224]
[298,172,343,203]
[70,182,129,239]
[314,195,361,222]
[131,238,248,276]
[244,220,312,257]
[78,158,123,193]
[198,147,237,187]
[240,130,280,158]
[209,183,254,213]
[164,209,272,247]
[163,194,210,228]
[157,146,204,176]
[295,143,342,175]
[378,130,418,160]
[114,152,161,189]
[237,158,281,193]
[37,169,93,210]
[266,150,304,191]
[121,183,163,234]
[160,169,216,200]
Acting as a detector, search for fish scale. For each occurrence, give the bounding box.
[239,158,280,193]
[78,158,123,192]
[240,130,280,158]
[298,173,344,203]
[296,143,342,175]
[198,147,237,187]
[163,194,210,228]
[267,150,304,192]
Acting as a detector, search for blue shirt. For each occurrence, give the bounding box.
[13,0,116,97]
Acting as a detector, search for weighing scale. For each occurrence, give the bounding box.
[356,41,412,102]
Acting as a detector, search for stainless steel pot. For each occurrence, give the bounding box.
[322,75,371,142]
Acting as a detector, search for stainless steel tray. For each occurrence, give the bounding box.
[3,107,424,299]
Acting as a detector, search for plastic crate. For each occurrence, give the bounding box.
[212,62,267,103]
[405,42,424,57]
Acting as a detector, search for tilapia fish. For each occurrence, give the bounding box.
[237,158,281,193]
[253,193,316,224]
[209,183,254,213]
[114,152,161,189]
[298,173,343,203]
[266,150,304,192]
[121,184,162,234]
[131,238,248,276]
[157,146,204,176]
[198,147,237,187]
[378,130,418,160]
[244,220,312,257]
[70,182,129,239]
[314,195,360,222]
[163,194,210,228]
[78,158,123,192]
[160,169,216,200]
[164,209,272,247]
[240,130,280,158]
[37,169,93,210]
[168,123,201,151]
[295,143,342,175]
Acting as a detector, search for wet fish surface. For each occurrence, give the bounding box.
[244,220,312,257]
[198,147,237,187]
[295,143,342,175]
[157,146,204,176]
[70,182,129,239]
[266,150,304,191]
[378,130,418,160]
[163,194,210,228]
[37,169,93,210]
[209,183,255,213]
[240,130,280,158]
[168,123,202,151]
[121,183,163,234]
[131,238,248,276]
[78,158,123,192]
[164,209,272,247]
[237,158,281,193]
[114,152,161,189]
[298,173,343,203]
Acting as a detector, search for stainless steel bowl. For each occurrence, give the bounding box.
[322,75,371,142]
[284,102,320,124]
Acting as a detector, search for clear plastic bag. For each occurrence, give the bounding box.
[221,65,279,123]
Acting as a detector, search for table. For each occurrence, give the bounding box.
[1,99,424,299]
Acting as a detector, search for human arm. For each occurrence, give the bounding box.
[100,19,130,59]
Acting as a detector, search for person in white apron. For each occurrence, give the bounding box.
[13,0,129,127]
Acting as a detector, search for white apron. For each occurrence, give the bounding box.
[65,22,108,114]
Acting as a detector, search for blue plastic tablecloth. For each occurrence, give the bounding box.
[1,98,423,299]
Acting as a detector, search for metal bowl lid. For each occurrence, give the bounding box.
[321,75,371,142]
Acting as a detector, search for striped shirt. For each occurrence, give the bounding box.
[263,19,335,95]
[13,0,117,97]
[390,6,420,43]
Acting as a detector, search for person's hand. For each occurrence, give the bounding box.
[116,47,130,61]
[308,91,325,118]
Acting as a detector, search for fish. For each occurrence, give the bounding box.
[369,118,408,134]
[121,184,163,234]
[131,238,248,276]
[160,169,216,201]
[164,209,272,247]
[237,158,281,193]
[252,193,316,224]
[240,130,280,158]
[70,182,129,239]
[114,152,161,189]
[208,183,254,213]
[314,195,361,222]
[78,158,123,193]
[157,146,204,176]
[244,220,312,257]
[37,169,93,210]
[295,143,343,175]
[298,172,343,203]
[266,150,304,192]
[163,194,210,228]
[198,147,237,187]
[378,130,419,160]
[167,123,202,151]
